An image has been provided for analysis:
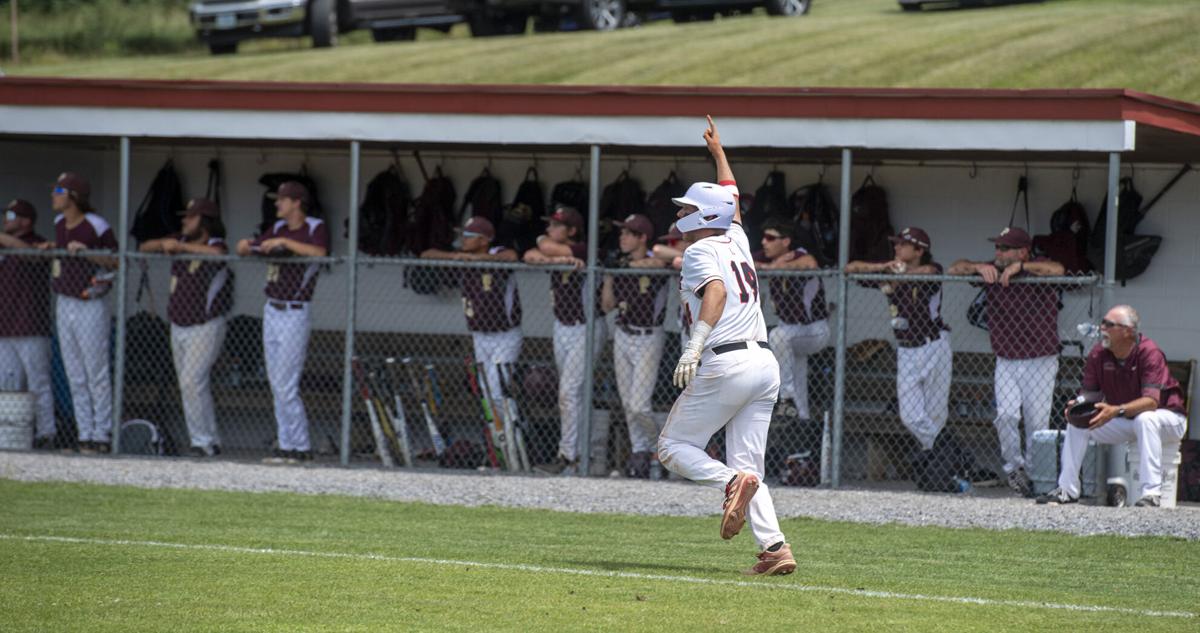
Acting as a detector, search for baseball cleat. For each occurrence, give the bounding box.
[744,543,797,576]
[720,472,759,540]
[1034,487,1078,505]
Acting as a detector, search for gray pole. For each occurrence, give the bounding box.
[1102,152,1120,310]
[578,144,601,476]
[338,141,361,466]
[111,137,131,453]
[831,148,853,488]
[9,0,18,65]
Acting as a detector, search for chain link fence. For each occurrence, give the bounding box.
[0,244,1103,491]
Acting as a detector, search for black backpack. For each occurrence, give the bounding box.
[1033,190,1092,275]
[1085,166,1191,283]
[258,169,323,235]
[788,179,839,266]
[460,167,504,226]
[848,175,894,262]
[645,171,688,239]
[406,167,458,295]
[748,171,788,247]
[499,167,546,255]
[911,432,974,493]
[550,178,589,214]
[354,164,411,256]
[130,159,184,245]
[598,170,645,252]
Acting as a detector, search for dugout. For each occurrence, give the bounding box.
[0,79,1198,475]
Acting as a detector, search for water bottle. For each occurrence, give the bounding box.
[954,477,972,494]
[1077,322,1101,339]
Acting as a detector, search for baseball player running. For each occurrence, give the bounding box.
[657,116,796,576]
[0,199,55,448]
[141,198,232,458]
[847,228,952,454]
[601,214,668,479]
[949,226,1065,496]
[755,219,829,423]
[42,173,119,454]
[422,216,522,406]
[236,181,329,464]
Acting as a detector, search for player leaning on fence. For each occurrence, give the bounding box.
[0,198,55,449]
[422,216,522,411]
[847,227,952,455]
[141,198,232,458]
[657,116,796,576]
[236,181,329,465]
[949,226,1065,497]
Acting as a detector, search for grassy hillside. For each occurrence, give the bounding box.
[2,0,1199,102]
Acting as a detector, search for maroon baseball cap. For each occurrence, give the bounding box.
[888,227,931,249]
[615,213,654,239]
[544,206,584,233]
[180,197,221,219]
[5,198,36,221]
[55,172,91,198]
[988,226,1033,249]
[460,216,495,240]
[276,181,310,204]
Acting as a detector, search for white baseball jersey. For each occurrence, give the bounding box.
[679,201,768,347]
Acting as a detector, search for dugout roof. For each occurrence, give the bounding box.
[1,78,1198,163]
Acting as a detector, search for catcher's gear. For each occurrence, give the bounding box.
[1066,401,1099,428]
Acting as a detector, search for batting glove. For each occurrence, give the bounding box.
[673,322,712,389]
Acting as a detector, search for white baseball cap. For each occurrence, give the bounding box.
[672,182,736,233]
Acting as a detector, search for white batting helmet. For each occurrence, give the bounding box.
[672,182,736,233]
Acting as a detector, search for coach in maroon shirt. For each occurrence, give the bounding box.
[1039,305,1187,507]
[950,226,1066,497]
[0,198,56,447]
[236,181,329,464]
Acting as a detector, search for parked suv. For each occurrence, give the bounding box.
[448,0,809,35]
[190,0,461,54]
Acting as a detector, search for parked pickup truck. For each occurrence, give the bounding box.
[190,0,462,54]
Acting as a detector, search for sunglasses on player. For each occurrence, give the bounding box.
[762,233,784,242]
[994,245,1020,252]
[52,186,68,195]
[1100,319,1129,329]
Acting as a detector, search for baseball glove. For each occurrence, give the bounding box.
[1066,402,1099,429]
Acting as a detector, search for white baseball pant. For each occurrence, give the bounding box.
[0,336,56,438]
[768,319,830,419]
[613,327,665,453]
[993,354,1058,474]
[552,318,607,461]
[472,327,523,407]
[1057,409,1186,499]
[896,332,952,451]
[170,317,227,451]
[263,302,311,452]
[659,345,784,550]
[55,296,112,443]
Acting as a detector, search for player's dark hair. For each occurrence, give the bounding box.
[919,248,933,266]
[200,215,227,239]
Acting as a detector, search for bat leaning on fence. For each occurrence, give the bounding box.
[497,362,531,472]
[404,357,446,458]
[352,356,395,468]
[465,359,502,470]
[477,361,519,473]
[368,363,410,467]
[382,357,414,468]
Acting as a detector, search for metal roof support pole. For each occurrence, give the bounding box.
[578,144,601,477]
[831,148,853,488]
[339,140,361,466]
[111,136,131,454]
[1102,152,1120,310]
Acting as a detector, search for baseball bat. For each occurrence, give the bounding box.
[497,362,530,472]
[465,358,502,469]
[479,361,518,472]
[404,357,446,457]
[476,361,510,470]
[367,367,403,463]
[383,357,414,468]
[352,356,395,468]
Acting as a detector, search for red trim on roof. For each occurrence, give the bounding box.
[1,77,1198,137]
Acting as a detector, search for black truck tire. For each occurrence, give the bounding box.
[310,0,339,48]
[578,0,625,31]
[765,0,811,16]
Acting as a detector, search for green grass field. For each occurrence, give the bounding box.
[3,0,1200,102]
[0,478,1196,632]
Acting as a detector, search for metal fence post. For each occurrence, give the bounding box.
[111,136,131,454]
[1102,152,1120,310]
[578,144,601,476]
[831,148,853,487]
[338,141,361,466]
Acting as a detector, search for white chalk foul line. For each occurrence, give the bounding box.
[2,533,1194,619]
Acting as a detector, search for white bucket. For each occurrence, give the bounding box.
[0,392,35,451]
[1161,441,1182,509]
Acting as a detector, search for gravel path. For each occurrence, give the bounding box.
[2,451,1197,540]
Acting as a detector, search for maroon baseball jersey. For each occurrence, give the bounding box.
[983,261,1061,359]
[51,213,118,298]
[549,241,590,325]
[251,218,330,302]
[612,258,668,329]
[863,262,950,345]
[0,232,51,337]
[461,246,521,333]
[167,237,232,327]
[753,248,828,325]
[1082,336,1186,414]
